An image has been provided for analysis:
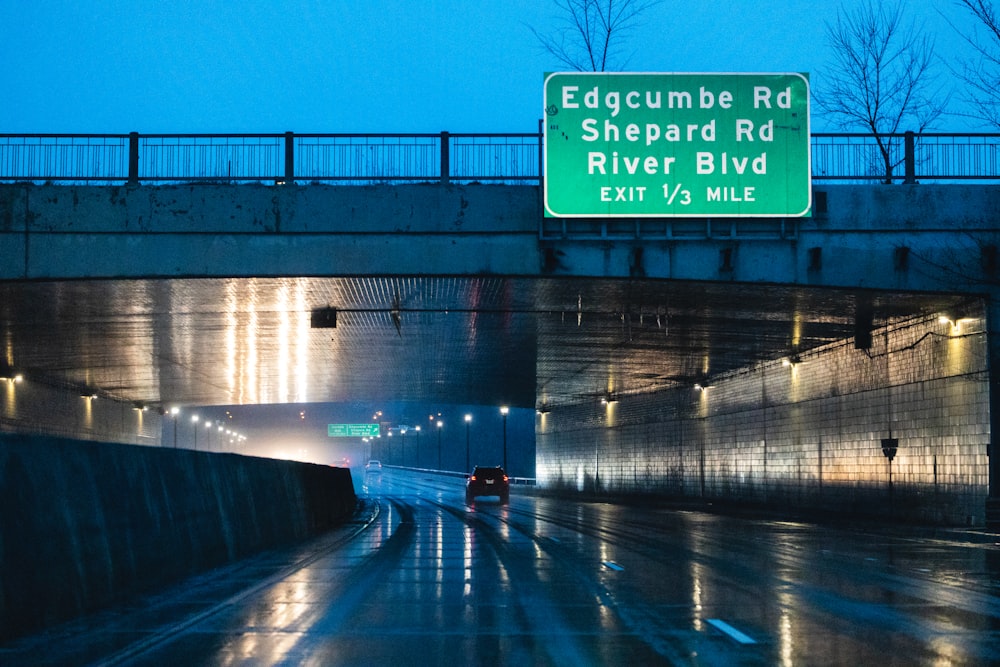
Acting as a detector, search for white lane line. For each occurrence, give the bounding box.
[602,560,624,571]
[706,618,757,645]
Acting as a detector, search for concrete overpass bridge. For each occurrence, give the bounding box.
[2,130,1000,639]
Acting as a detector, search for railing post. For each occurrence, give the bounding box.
[904,131,917,184]
[538,118,544,189]
[440,131,450,184]
[128,132,139,186]
[284,131,295,185]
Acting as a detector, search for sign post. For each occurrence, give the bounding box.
[543,72,810,218]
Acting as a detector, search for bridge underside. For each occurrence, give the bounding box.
[0,275,974,411]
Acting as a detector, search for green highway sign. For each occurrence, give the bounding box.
[328,423,380,438]
[543,72,811,218]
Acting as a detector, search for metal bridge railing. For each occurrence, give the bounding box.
[811,132,1000,183]
[1,131,999,185]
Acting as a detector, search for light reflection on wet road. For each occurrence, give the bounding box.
[5,469,1000,665]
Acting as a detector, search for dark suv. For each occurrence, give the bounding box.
[466,466,510,504]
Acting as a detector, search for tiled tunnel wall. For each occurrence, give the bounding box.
[537,310,990,526]
[0,377,161,445]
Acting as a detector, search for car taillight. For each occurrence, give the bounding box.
[470,475,477,481]
[503,475,509,482]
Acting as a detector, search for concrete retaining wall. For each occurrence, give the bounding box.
[537,308,989,526]
[0,435,356,642]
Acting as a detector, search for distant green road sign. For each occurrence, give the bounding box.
[328,423,380,438]
[543,72,811,218]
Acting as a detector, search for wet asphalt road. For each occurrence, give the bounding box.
[4,468,1000,665]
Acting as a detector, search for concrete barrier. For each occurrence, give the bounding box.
[0,434,356,642]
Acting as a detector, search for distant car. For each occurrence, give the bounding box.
[365,459,382,473]
[335,457,351,467]
[466,466,509,504]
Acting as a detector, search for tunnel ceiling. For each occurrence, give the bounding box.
[0,276,975,411]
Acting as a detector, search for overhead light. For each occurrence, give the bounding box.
[310,306,338,328]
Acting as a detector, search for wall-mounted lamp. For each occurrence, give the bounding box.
[782,354,802,368]
[601,393,619,405]
[939,314,976,330]
[1,373,23,384]
[132,401,147,411]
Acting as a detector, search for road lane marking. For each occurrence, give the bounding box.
[706,619,756,645]
[602,560,624,571]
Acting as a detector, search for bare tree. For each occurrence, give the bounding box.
[950,0,1000,127]
[816,0,948,182]
[530,0,659,72]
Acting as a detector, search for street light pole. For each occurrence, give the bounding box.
[170,406,180,448]
[437,420,443,470]
[415,426,421,467]
[465,413,472,472]
[192,414,199,450]
[500,406,509,471]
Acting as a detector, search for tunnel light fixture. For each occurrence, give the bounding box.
[310,306,337,328]
[783,354,802,368]
[940,313,975,328]
[601,393,618,404]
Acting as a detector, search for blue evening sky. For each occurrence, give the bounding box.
[0,1,985,134]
